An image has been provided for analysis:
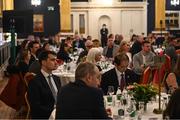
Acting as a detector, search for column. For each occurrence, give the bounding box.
[2,0,14,62]
[59,0,71,32]
[155,0,166,30]
[0,1,2,17]
[2,0,14,10]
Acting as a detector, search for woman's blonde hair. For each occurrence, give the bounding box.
[86,48,101,63]
[119,40,128,53]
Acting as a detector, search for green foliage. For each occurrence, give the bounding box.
[127,83,158,103]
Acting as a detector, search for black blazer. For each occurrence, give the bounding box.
[56,80,109,119]
[72,40,86,51]
[29,55,36,66]
[57,50,72,63]
[101,68,138,95]
[76,50,88,64]
[27,72,61,119]
[130,41,142,57]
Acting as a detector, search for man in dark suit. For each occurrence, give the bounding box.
[27,51,61,119]
[101,53,138,95]
[28,41,40,66]
[103,34,119,59]
[100,24,109,47]
[130,35,143,57]
[72,34,86,51]
[76,40,93,64]
[56,62,109,119]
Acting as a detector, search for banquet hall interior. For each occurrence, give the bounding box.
[0,0,180,119]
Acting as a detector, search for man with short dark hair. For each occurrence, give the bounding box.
[130,35,144,57]
[101,53,138,95]
[27,51,61,119]
[100,24,108,47]
[103,34,119,59]
[28,41,40,66]
[76,40,93,64]
[56,62,109,119]
[132,41,155,76]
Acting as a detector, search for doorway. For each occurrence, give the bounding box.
[98,15,111,39]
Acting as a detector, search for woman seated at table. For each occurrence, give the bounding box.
[117,40,132,69]
[86,48,102,71]
[17,49,31,76]
[57,43,72,63]
[165,55,180,92]
[163,88,180,119]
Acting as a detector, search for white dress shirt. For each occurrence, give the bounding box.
[41,69,58,96]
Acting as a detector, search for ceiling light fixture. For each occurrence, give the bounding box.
[95,0,113,5]
[31,0,41,7]
[171,0,180,6]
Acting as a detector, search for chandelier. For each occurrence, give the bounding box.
[31,0,41,7]
[171,0,180,6]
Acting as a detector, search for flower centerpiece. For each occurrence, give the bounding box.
[127,83,158,111]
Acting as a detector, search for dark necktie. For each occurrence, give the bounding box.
[120,74,125,92]
[48,75,57,104]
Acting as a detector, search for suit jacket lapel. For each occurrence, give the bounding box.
[39,72,54,98]
[125,71,129,86]
[104,47,108,55]
[112,68,119,86]
[52,75,61,91]
[113,45,117,57]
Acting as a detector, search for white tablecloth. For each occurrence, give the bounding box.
[52,70,75,86]
[52,62,76,86]
[104,95,163,120]
[50,95,165,120]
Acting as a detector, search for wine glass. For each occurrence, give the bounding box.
[107,86,114,106]
[108,86,114,96]
[136,101,144,119]
[139,101,145,112]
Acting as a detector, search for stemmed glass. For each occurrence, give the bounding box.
[63,63,67,73]
[108,86,114,96]
[107,86,114,106]
[116,87,122,105]
[139,101,145,112]
[137,101,145,119]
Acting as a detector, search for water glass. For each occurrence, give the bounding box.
[106,96,113,106]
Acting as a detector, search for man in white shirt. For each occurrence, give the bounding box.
[101,53,138,95]
[27,51,61,119]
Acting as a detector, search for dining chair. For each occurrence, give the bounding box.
[25,92,31,119]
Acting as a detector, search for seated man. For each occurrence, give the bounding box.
[101,53,138,95]
[56,62,109,119]
[132,41,155,76]
[76,40,93,64]
[72,33,86,51]
[27,51,61,119]
[103,34,119,59]
[28,41,40,66]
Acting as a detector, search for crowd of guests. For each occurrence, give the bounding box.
[0,32,180,119]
